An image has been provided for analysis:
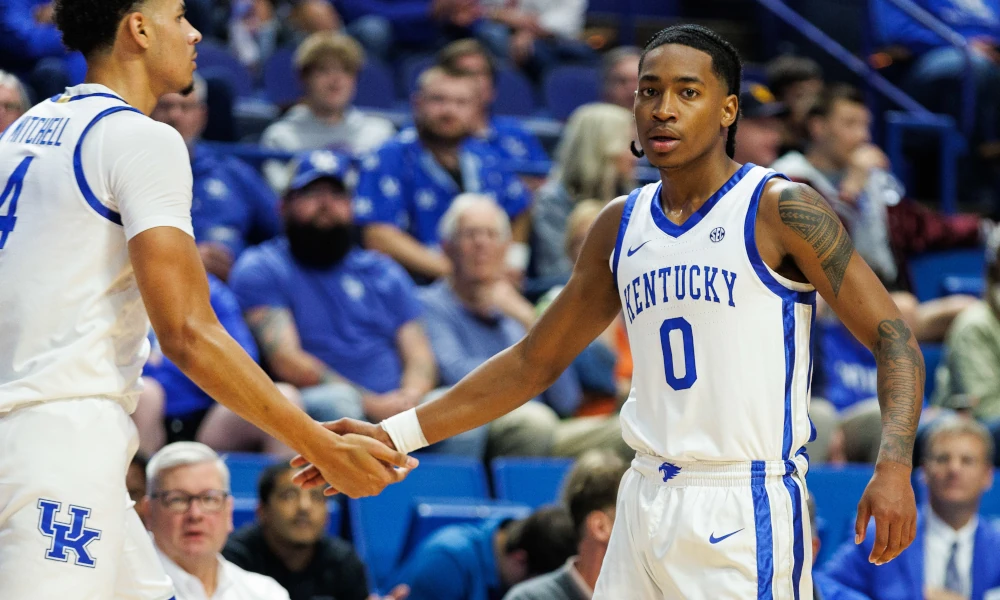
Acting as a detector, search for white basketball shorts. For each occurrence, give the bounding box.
[594,453,813,600]
[0,397,175,599]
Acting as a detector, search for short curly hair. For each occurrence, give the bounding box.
[54,0,144,58]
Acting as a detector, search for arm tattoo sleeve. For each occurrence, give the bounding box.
[871,319,925,466]
[778,185,855,296]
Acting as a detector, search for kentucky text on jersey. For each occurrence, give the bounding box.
[1,116,71,146]
[622,263,738,324]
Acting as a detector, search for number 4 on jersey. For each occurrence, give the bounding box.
[0,156,33,249]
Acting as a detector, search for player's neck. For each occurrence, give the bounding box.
[657,151,740,216]
[84,57,158,115]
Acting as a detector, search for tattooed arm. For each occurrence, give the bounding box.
[244,307,372,394]
[757,180,921,565]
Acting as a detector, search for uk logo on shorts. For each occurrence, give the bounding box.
[37,499,102,568]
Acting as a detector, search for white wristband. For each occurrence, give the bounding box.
[380,408,429,454]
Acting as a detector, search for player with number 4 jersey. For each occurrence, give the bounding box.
[303,24,926,600]
[0,1,416,598]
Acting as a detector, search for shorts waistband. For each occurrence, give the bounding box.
[631,453,806,487]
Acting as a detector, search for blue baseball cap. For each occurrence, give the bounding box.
[286,150,355,194]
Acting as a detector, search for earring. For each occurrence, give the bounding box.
[630,140,645,158]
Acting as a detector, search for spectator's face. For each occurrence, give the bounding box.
[259,470,328,546]
[812,99,871,167]
[604,55,640,110]
[415,74,477,143]
[146,463,233,565]
[146,0,202,96]
[304,58,357,115]
[0,84,25,133]
[780,78,823,126]
[634,45,738,169]
[445,203,508,284]
[454,53,495,110]
[285,178,353,229]
[925,433,994,510]
[734,117,783,166]
[151,91,207,146]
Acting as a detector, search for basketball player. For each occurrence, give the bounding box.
[297,25,923,599]
[0,1,414,598]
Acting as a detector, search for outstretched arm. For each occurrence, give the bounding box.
[759,180,922,564]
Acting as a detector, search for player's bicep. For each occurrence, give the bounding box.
[128,226,216,344]
[244,306,304,360]
[520,200,622,370]
[770,181,901,347]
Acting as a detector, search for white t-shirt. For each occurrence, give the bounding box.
[158,549,290,600]
[0,83,193,414]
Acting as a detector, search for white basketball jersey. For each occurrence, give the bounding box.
[0,84,193,414]
[613,164,816,463]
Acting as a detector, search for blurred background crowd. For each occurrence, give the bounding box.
[4,0,1000,598]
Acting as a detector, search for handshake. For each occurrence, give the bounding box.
[289,418,418,498]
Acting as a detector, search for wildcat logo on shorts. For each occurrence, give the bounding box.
[37,499,102,568]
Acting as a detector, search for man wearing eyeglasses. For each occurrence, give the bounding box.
[143,442,291,600]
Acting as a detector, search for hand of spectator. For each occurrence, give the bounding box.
[510,29,537,64]
[368,584,410,600]
[854,461,917,565]
[291,418,403,491]
[363,390,420,422]
[840,144,889,204]
[490,279,535,326]
[295,429,416,497]
[925,588,967,600]
[198,242,235,281]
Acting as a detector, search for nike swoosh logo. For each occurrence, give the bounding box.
[709,528,744,544]
[626,240,651,257]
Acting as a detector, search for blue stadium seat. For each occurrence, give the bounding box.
[196,41,254,98]
[942,275,985,297]
[401,54,437,97]
[354,57,397,110]
[223,453,278,498]
[808,464,874,567]
[262,48,301,107]
[491,457,575,509]
[399,497,532,560]
[232,496,342,537]
[493,68,537,116]
[907,248,986,302]
[543,65,600,120]
[921,342,944,399]
[348,454,489,589]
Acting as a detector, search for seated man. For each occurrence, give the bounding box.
[765,55,824,156]
[143,442,290,600]
[152,75,282,281]
[354,65,531,281]
[420,195,631,459]
[808,497,870,600]
[261,32,395,192]
[503,451,629,600]
[223,463,407,600]
[392,506,577,600]
[771,83,982,342]
[229,150,438,426]
[823,418,1000,599]
[935,232,1000,432]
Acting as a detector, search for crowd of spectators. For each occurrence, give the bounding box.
[4,0,1000,597]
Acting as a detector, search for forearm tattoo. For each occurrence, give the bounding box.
[871,319,924,466]
[778,185,855,296]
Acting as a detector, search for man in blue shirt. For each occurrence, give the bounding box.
[823,418,1000,600]
[392,507,577,600]
[229,150,438,425]
[0,0,86,98]
[420,194,631,459]
[152,75,282,280]
[354,65,531,281]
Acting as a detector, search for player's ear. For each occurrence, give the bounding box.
[721,93,738,128]
[123,11,152,50]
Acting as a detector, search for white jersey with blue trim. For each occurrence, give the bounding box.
[612,163,816,464]
[0,84,194,414]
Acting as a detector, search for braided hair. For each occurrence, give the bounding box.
[630,24,743,159]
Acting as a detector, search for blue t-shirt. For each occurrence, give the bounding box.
[353,128,530,246]
[392,519,504,600]
[229,241,422,393]
[873,0,1000,53]
[190,143,282,258]
[146,275,258,417]
[482,116,548,164]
